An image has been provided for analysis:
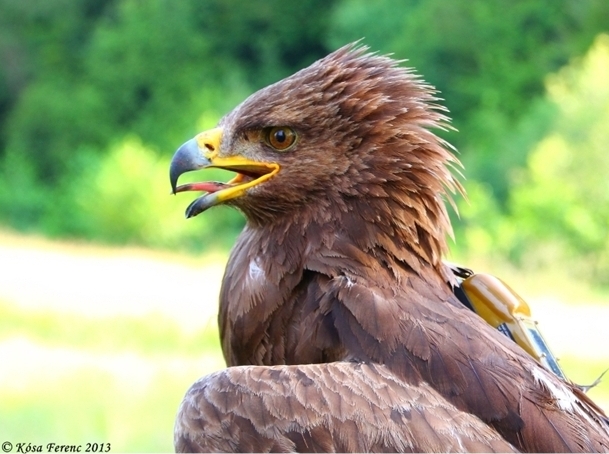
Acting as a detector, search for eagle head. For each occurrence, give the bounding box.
[170,44,462,261]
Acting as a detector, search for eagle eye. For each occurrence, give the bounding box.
[265,126,297,151]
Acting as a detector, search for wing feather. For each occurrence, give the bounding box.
[175,362,518,453]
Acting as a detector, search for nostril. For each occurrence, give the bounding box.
[195,128,222,154]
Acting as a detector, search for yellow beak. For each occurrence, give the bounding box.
[169,128,279,218]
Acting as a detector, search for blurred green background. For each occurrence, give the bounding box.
[1,0,609,451]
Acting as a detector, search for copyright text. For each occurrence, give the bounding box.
[1,442,111,453]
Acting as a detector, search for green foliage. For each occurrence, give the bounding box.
[190,0,338,89]
[508,35,609,283]
[0,0,337,248]
[2,0,249,182]
[0,0,115,153]
[84,0,232,151]
[327,0,609,201]
[0,0,609,274]
[450,180,515,261]
[66,137,244,250]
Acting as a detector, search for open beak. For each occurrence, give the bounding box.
[169,128,279,218]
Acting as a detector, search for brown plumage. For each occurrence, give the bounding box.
[169,44,609,452]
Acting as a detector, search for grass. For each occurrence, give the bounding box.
[0,230,227,452]
[0,303,225,452]
[1,231,608,451]
[0,301,220,356]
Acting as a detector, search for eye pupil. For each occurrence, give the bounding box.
[275,130,286,143]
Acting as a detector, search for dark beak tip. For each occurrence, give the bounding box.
[185,206,197,219]
[185,199,198,219]
[169,138,210,193]
[185,196,211,219]
[169,159,184,194]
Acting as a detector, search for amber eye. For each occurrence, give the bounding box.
[265,126,297,151]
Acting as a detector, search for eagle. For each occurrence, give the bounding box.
[169,44,609,452]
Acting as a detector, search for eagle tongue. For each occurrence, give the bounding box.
[174,181,229,194]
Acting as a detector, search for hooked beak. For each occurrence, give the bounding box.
[169,128,279,218]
